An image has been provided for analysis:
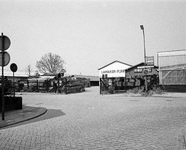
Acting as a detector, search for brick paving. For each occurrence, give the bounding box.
[1,87,186,149]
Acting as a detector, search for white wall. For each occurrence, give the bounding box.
[99,62,131,78]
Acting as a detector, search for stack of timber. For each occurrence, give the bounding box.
[65,77,86,93]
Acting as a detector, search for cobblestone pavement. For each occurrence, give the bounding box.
[1,87,186,150]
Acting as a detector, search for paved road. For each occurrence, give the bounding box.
[1,87,186,150]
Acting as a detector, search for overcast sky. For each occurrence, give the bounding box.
[1,0,186,76]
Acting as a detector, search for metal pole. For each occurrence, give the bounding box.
[65,78,67,94]
[57,77,59,93]
[1,33,5,120]
[99,78,101,95]
[13,72,15,98]
[142,29,146,65]
[140,25,148,92]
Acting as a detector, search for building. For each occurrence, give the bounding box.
[158,49,186,92]
[98,60,132,78]
[0,69,29,82]
[98,60,132,93]
[125,62,159,90]
[125,62,158,78]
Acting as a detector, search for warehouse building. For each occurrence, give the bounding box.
[158,49,186,92]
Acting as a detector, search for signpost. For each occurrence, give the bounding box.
[10,63,18,98]
[0,33,11,120]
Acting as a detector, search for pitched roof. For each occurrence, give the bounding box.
[98,60,132,70]
[125,62,145,71]
[125,62,158,71]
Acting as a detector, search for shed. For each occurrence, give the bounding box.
[125,62,158,78]
[98,60,132,78]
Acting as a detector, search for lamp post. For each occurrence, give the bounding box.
[140,25,147,92]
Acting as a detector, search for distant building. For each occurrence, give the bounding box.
[0,69,29,82]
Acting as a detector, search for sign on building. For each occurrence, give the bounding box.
[145,56,154,66]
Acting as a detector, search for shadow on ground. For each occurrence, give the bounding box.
[26,109,66,123]
[1,108,65,129]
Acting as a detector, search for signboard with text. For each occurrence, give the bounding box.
[99,61,131,78]
[100,69,126,77]
[145,56,154,66]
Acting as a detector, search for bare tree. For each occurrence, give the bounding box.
[24,65,34,77]
[36,52,65,74]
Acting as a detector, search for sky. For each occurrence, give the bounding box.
[1,0,186,76]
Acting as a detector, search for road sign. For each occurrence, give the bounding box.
[0,52,10,66]
[0,35,11,50]
[10,63,18,72]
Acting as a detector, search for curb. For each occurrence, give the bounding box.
[0,106,47,129]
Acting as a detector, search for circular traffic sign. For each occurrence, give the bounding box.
[10,63,18,72]
[0,35,11,50]
[0,52,10,66]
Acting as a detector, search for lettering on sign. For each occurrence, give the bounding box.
[101,69,125,74]
[117,70,125,73]
[134,68,143,73]
[134,68,152,74]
